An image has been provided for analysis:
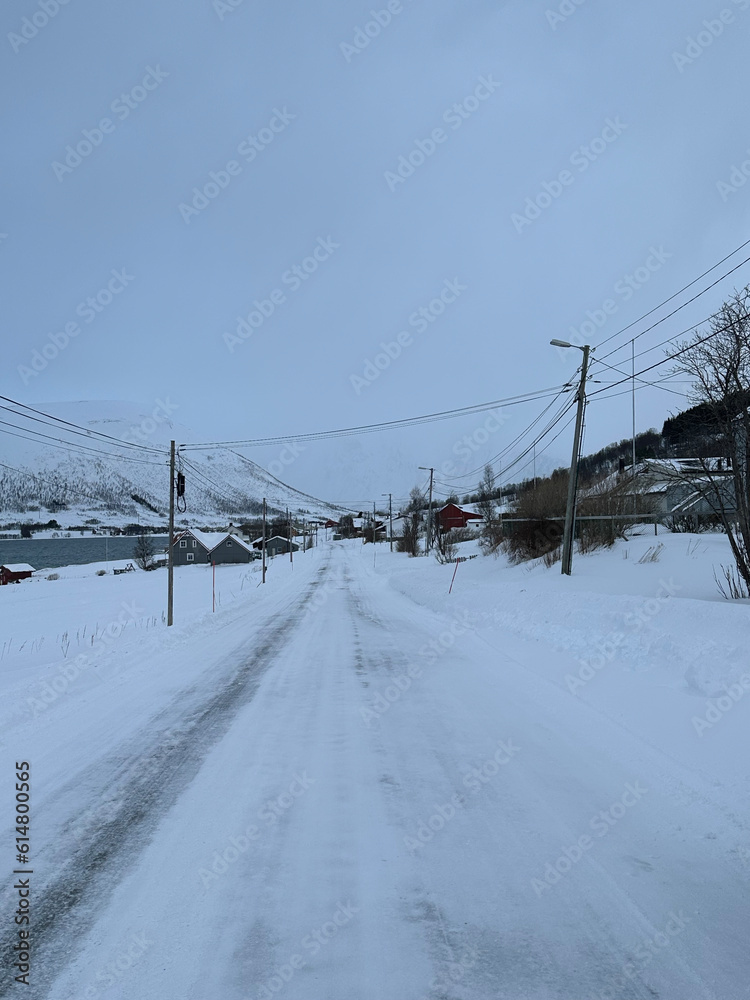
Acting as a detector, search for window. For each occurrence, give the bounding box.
[227,539,232,546]
[179,540,186,548]
[192,539,196,547]
[187,553,194,562]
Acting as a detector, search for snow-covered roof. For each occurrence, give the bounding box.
[1,563,35,573]
[176,529,254,554]
[177,530,228,551]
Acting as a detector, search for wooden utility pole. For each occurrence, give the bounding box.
[387,493,393,552]
[561,345,591,576]
[167,440,175,626]
[262,497,267,584]
[288,508,293,565]
[632,338,637,517]
[419,467,435,554]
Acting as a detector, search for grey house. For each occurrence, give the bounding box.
[609,459,738,519]
[251,535,299,557]
[173,529,256,565]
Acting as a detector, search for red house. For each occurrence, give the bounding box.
[437,503,483,533]
[0,563,35,585]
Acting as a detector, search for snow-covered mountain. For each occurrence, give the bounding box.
[0,401,347,527]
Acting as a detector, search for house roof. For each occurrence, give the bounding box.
[250,535,298,546]
[439,503,483,519]
[1,563,35,573]
[176,529,254,554]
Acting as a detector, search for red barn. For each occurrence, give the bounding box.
[437,504,483,533]
[0,563,35,585]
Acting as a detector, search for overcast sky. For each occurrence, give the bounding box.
[3,0,750,504]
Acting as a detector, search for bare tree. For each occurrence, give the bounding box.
[397,486,423,557]
[671,287,750,590]
[133,533,156,570]
[476,464,502,553]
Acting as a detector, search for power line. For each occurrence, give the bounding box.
[180,457,253,510]
[591,358,688,398]
[587,312,739,401]
[0,418,165,466]
[438,388,576,483]
[0,395,166,456]
[180,386,569,450]
[593,241,750,360]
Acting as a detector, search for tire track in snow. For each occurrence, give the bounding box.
[0,563,330,999]
[344,577,488,999]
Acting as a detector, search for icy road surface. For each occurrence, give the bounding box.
[2,542,749,999]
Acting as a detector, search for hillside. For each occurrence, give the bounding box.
[0,401,346,528]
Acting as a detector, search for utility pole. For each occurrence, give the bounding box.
[262,497,267,584]
[560,345,591,576]
[382,493,393,552]
[372,500,376,544]
[288,508,293,565]
[632,338,637,517]
[167,440,175,626]
[419,466,435,554]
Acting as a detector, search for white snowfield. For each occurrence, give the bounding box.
[1,533,749,999]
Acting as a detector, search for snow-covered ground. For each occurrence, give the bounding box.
[1,534,749,998]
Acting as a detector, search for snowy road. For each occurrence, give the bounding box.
[4,542,749,999]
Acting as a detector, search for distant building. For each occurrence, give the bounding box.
[437,503,483,533]
[173,529,257,565]
[1,563,34,585]
[250,535,299,557]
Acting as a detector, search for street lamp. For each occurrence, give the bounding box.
[550,339,591,575]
